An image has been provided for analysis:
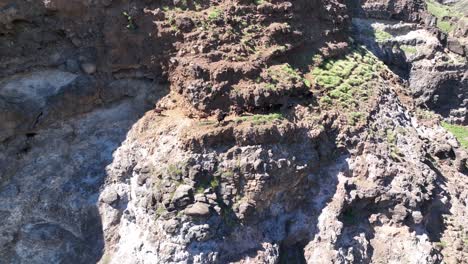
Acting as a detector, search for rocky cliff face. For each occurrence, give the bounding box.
[350,0,468,124]
[0,0,467,263]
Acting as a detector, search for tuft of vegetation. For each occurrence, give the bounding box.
[374,29,393,42]
[237,113,284,125]
[400,45,417,55]
[155,206,167,217]
[435,241,448,248]
[320,95,333,105]
[358,23,393,42]
[210,176,220,189]
[198,120,216,126]
[386,129,396,144]
[312,47,382,113]
[122,11,136,30]
[442,122,468,149]
[167,163,184,178]
[265,63,310,89]
[415,108,439,121]
[208,8,221,21]
[222,170,235,178]
[196,186,205,194]
[195,174,220,193]
[349,112,364,126]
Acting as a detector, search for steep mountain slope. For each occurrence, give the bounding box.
[0,0,467,263]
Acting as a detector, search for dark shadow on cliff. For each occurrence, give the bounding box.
[0,76,168,263]
[350,18,411,79]
[334,196,383,263]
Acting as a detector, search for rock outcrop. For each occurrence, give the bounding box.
[351,0,468,125]
[0,0,467,263]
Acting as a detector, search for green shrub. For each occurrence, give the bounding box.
[435,241,448,248]
[437,20,453,34]
[347,76,365,87]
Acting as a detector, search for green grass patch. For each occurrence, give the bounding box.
[400,45,417,55]
[427,0,452,17]
[437,20,453,34]
[320,95,333,105]
[222,170,235,178]
[208,8,221,21]
[374,29,392,42]
[210,177,219,189]
[198,120,216,126]
[264,63,311,90]
[155,206,167,217]
[311,47,384,124]
[426,0,462,33]
[358,23,393,42]
[435,241,448,248]
[251,113,283,124]
[442,122,468,148]
[167,163,184,178]
[236,113,284,124]
[268,63,305,83]
[349,112,364,126]
[196,186,206,194]
[312,47,381,110]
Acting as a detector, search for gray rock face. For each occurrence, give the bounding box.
[92,82,468,264]
[185,203,211,217]
[0,0,467,264]
[348,0,427,22]
[171,185,194,209]
[0,70,78,141]
[0,72,167,263]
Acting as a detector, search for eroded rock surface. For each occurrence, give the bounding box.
[0,0,467,263]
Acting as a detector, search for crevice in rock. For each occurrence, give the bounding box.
[420,159,452,242]
[278,241,307,264]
